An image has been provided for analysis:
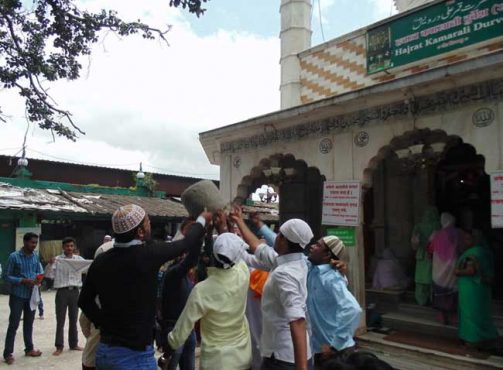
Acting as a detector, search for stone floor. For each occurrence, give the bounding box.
[0,290,87,369]
[0,290,201,369]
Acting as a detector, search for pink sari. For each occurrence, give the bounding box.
[428,225,460,313]
[429,226,460,289]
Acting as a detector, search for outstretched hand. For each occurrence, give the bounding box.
[250,212,264,229]
[331,259,348,276]
[199,211,213,225]
[229,205,244,224]
[214,210,229,234]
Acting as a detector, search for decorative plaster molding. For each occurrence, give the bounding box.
[221,78,503,154]
[319,138,333,154]
[354,131,370,147]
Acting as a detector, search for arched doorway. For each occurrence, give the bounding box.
[234,153,326,238]
[363,128,502,336]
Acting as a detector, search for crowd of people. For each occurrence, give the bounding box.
[411,210,500,353]
[2,203,394,369]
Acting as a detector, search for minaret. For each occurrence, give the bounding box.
[280,0,312,109]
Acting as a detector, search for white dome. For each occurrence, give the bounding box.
[17,157,28,167]
[394,0,435,13]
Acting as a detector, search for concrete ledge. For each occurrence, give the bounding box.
[358,332,503,370]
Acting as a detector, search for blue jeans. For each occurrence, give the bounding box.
[3,295,36,359]
[96,342,156,370]
[168,330,196,370]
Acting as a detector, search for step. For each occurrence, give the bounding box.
[357,332,503,370]
[366,288,405,312]
[382,312,459,339]
[397,303,438,321]
[397,303,503,332]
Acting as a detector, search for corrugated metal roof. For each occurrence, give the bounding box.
[0,183,87,213]
[66,192,188,218]
[0,182,188,218]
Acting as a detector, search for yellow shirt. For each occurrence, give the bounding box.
[168,260,251,370]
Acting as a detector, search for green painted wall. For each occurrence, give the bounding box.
[0,219,16,272]
[19,213,37,227]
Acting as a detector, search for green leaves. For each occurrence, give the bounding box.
[169,0,208,17]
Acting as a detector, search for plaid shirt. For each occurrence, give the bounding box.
[3,249,43,299]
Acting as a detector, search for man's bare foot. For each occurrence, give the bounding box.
[70,346,84,351]
[25,350,42,357]
[52,348,63,356]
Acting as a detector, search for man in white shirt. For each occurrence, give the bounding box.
[231,208,313,370]
[53,237,92,356]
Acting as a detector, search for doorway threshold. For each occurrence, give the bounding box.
[358,331,503,370]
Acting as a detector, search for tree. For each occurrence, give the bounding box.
[0,0,208,140]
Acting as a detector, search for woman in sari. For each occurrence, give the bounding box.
[411,207,440,305]
[428,212,461,325]
[455,230,499,351]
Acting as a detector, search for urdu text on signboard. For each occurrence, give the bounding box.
[367,0,503,74]
[322,181,361,227]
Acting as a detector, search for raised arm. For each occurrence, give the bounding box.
[230,206,262,253]
[251,213,277,247]
[150,212,211,266]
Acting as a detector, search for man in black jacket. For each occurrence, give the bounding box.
[159,219,200,370]
[78,204,210,370]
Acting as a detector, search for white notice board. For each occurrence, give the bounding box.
[490,172,503,228]
[322,181,361,226]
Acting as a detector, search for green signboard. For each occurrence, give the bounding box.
[367,0,503,74]
[327,227,356,247]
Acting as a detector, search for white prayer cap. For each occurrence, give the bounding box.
[213,233,246,269]
[112,204,146,234]
[322,236,345,258]
[279,219,313,249]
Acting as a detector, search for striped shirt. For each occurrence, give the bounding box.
[53,254,91,289]
[3,249,43,299]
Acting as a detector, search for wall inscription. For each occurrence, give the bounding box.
[220,79,503,154]
[233,156,241,169]
[319,138,333,154]
[472,107,495,127]
[354,131,370,147]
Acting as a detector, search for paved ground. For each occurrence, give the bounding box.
[0,291,201,370]
[0,290,86,369]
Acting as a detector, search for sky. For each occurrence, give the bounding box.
[0,0,398,180]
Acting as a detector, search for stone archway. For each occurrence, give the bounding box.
[234,153,326,238]
[362,129,462,279]
[361,128,500,296]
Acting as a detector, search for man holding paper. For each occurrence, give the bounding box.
[52,237,93,356]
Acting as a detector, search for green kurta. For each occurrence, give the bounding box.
[457,244,498,344]
[412,207,440,305]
